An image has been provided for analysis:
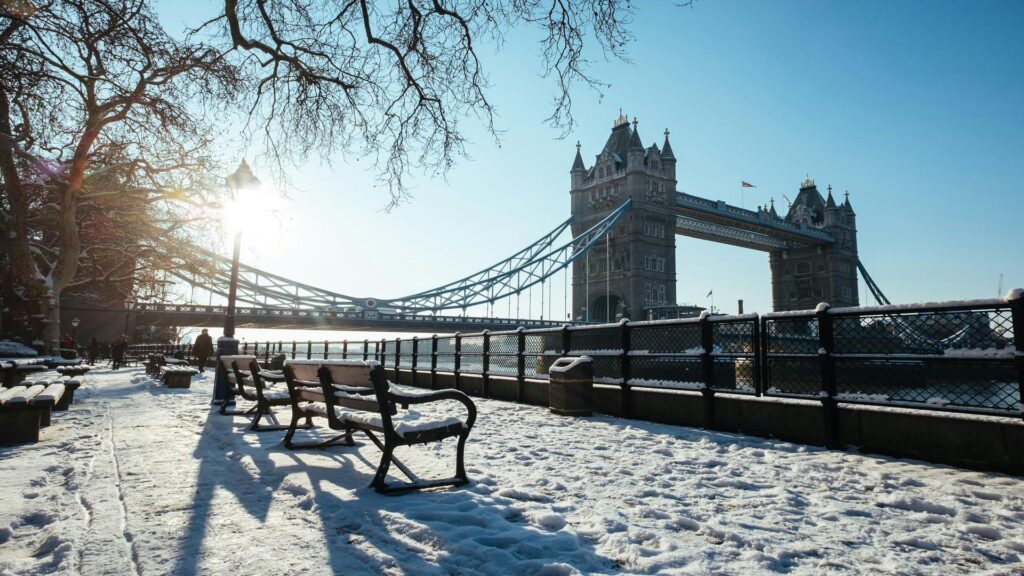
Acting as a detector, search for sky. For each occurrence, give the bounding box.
[161,0,1023,331]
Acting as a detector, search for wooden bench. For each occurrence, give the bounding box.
[0,383,66,445]
[56,365,90,378]
[160,365,198,388]
[144,354,165,376]
[283,360,477,494]
[1,359,49,388]
[219,355,296,432]
[23,377,81,411]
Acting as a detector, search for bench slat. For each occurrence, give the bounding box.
[6,384,45,405]
[35,383,65,404]
[0,386,27,405]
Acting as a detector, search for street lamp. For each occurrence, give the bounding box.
[213,160,261,407]
[71,317,80,345]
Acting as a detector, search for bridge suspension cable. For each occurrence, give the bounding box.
[385,198,633,313]
[857,260,890,306]
[149,199,632,318]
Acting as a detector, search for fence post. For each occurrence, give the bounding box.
[363,339,369,362]
[411,336,419,386]
[817,303,839,448]
[620,319,632,410]
[323,340,329,360]
[454,332,462,391]
[516,327,526,402]
[264,342,271,364]
[752,317,763,396]
[700,313,716,428]
[1009,290,1024,422]
[481,331,490,398]
[430,335,438,390]
[306,340,312,360]
[379,339,385,363]
[394,338,402,382]
[561,325,571,357]
[277,341,282,356]
[342,340,349,360]
[291,341,296,359]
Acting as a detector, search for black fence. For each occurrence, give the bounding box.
[130,293,1023,420]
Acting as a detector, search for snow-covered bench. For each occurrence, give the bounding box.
[1,358,48,387]
[160,365,198,388]
[219,355,292,431]
[56,365,90,378]
[22,377,81,411]
[282,360,477,494]
[0,383,66,444]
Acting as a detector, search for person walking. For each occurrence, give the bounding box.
[111,335,128,370]
[87,337,99,366]
[192,329,214,373]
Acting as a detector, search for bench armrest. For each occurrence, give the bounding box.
[385,389,477,429]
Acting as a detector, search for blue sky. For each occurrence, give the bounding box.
[164,1,1023,322]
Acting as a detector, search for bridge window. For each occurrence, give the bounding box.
[841,287,852,298]
[789,291,797,300]
[643,220,666,239]
[796,261,812,275]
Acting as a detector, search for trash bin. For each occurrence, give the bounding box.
[548,356,594,416]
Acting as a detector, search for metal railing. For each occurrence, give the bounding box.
[128,292,1023,424]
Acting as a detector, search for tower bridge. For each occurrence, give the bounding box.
[570,113,860,322]
[74,113,882,339]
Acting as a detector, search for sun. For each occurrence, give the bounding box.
[220,182,288,258]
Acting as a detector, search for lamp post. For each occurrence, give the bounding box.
[213,160,261,407]
[71,317,80,348]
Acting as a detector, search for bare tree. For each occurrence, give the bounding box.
[212,0,635,207]
[1,0,641,347]
[0,0,239,349]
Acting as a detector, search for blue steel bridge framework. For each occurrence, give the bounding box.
[132,192,888,333]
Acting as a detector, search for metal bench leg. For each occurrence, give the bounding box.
[249,405,291,432]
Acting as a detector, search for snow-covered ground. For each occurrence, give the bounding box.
[2,367,1023,575]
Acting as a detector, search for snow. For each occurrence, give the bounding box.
[0,341,40,357]
[2,367,1024,574]
[549,356,593,374]
[1008,288,1023,301]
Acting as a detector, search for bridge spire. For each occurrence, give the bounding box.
[571,141,586,171]
[628,118,643,150]
[661,128,675,160]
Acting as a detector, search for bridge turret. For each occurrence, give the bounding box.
[824,185,839,226]
[661,129,676,180]
[570,141,587,189]
[626,118,645,171]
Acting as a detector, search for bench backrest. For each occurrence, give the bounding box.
[284,360,322,383]
[220,354,256,371]
[316,361,396,430]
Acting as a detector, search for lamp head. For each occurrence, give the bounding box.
[72,317,80,328]
[225,159,261,199]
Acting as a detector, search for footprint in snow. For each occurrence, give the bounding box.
[964,524,1001,541]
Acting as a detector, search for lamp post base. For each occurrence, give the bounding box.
[212,336,239,405]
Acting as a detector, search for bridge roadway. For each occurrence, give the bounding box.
[131,303,576,333]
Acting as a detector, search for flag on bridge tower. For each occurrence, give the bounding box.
[741,181,756,188]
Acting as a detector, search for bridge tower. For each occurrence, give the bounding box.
[570,113,678,322]
[769,178,859,311]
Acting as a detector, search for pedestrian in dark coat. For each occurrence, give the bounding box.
[192,329,214,373]
[111,336,128,370]
[88,337,99,366]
